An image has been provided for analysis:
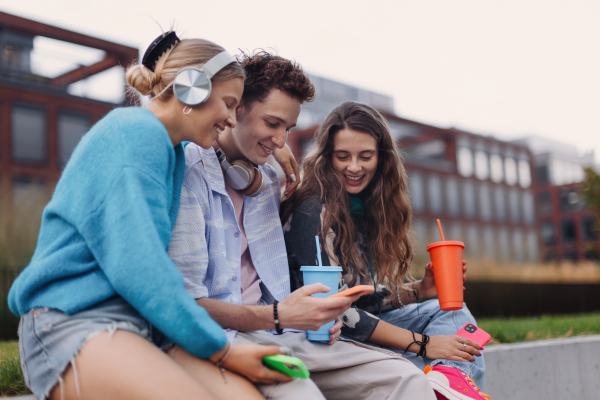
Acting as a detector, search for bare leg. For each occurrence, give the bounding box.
[50,330,220,400]
[168,346,264,400]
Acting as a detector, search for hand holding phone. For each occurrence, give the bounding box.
[263,355,310,379]
[456,323,491,347]
[328,285,375,299]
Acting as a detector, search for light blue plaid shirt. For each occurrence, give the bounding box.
[168,143,293,340]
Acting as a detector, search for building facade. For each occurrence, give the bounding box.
[513,137,599,261]
[288,76,538,264]
[0,12,137,213]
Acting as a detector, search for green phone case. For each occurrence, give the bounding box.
[263,355,310,379]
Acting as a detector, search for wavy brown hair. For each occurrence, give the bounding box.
[281,101,413,299]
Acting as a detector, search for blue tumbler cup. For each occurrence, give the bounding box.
[300,266,343,342]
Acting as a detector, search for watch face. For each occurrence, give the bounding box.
[174,68,211,105]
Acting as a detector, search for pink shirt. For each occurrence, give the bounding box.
[224,183,263,306]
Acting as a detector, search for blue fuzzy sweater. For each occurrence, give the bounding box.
[8,107,227,359]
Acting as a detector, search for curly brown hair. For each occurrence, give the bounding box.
[238,50,315,108]
[281,101,414,300]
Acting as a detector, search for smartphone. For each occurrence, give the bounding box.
[263,355,310,379]
[456,323,491,347]
[328,285,375,299]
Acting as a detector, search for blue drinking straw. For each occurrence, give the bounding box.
[315,236,322,266]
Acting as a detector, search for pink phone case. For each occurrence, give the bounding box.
[456,323,491,347]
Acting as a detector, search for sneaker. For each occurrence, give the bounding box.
[424,365,490,400]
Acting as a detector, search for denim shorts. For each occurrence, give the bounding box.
[18,296,171,400]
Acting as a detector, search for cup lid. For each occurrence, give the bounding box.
[426,241,465,251]
[300,266,343,272]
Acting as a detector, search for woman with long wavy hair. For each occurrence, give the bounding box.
[281,101,490,400]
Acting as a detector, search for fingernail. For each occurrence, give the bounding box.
[481,346,485,350]
[279,346,290,355]
[290,174,296,182]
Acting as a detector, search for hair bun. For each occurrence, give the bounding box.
[126,64,158,96]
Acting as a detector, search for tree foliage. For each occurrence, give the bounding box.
[580,167,600,259]
[581,167,600,218]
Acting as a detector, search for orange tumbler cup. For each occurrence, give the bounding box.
[426,241,465,311]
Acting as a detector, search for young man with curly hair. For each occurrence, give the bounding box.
[168,51,436,400]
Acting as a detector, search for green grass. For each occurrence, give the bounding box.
[1,313,599,396]
[0,341,30,397]
[478,312,600,344]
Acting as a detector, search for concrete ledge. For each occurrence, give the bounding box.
[7,336,600,399]
[484,335,600,400]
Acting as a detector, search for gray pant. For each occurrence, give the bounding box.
[235,330,436,400]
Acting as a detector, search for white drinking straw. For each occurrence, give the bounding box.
[315,236,322,266]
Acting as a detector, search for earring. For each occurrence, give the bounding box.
[183,106,192,115]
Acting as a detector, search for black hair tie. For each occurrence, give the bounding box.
[404,331,430,358]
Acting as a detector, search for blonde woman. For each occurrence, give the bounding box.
[9,32,293,400]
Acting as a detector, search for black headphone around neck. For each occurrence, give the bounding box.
[213,144,267,197]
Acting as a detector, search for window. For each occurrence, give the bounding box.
[527,230,538,263]
[518,160,532,188]
[504,158,518,186]
[581,217,597,241]
[508,189,520,224]
[536,165,549,183]
[427,174,443,214]
[494,186,506,222]
[522,191,535,225]
[58,112,90,167]
[409,171,425,212]
[478,184,492,221]
[457,148,473,177]
[449,222,462,242]
[540,222,555,245]
[483,227,495,261]
[445,177,460,216]
[410,140,445,160]
[498,228,510,262]
[490,154,503,183]
[561,220,576,243]
[474,151,489,180]
[559,189,583,212]
[550,158,564,185]
[467,225,479,258]
[412,220,427,252]
[512,230,524,262]
[462,180,476,219]
[538,192,552,216]
[11,104,47,164]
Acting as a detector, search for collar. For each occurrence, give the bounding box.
[187,143,273,197]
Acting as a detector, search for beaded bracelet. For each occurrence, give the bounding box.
[273,300,283,334]
[395,286,404,309]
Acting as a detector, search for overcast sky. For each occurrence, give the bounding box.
[2,0,599,160]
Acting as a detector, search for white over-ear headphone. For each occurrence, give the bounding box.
[173,51,237,106]
[214,145,267,197]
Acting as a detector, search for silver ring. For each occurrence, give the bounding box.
[461,337,465,344]
[463,343,466,351]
